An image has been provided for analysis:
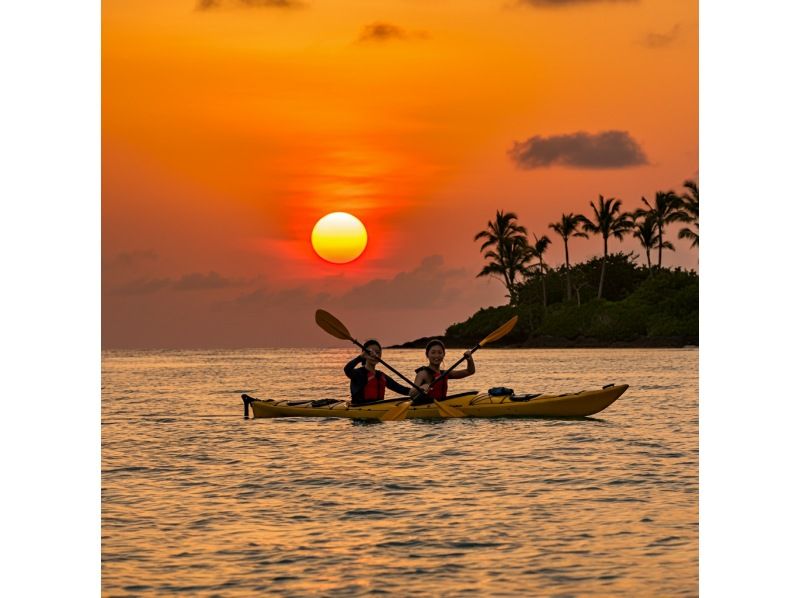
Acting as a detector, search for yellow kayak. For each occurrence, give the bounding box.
[243,384,628,420]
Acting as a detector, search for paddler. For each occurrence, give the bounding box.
[344,340,412,405]
[411,339,475,404]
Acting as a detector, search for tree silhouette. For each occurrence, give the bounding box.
[634,190,683,268]
[549,213,588,302]
[579,195,632,299]
[631,211,673,272]
[474,210,531,299]
[526,233,552,307]
[677,179,699,248]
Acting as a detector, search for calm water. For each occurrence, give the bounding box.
[102,348,698,597]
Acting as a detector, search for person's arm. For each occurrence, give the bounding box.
[446,350,476,380]
[344,354,365,379]
[384,374,411,397]
[410,370,430,399]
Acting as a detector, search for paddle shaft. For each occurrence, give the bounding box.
[427,316,517,390]
[427,342,481,392]
[350,339,436,401]
[317,309,514,397]
[352,338,466,419]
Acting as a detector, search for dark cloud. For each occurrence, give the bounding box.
[508,130,648,169]
[640,24,681,49]
[517,0,637,7]
[109,277,172,296]
[174,271,248,291]
[338,255,463,308]
[109,272,250,295]
[103,257,507,347]
[197,0,304,10]
[103,250,158,273]
[217,256,467,313]
[357,22,428,43]
[223,286,331,312]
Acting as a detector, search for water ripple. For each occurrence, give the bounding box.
[103,348,698,596]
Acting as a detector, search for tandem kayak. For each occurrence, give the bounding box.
[242,384,628,420]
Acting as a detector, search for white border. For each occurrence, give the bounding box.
[1,1,100,594]
[701,1,800,595]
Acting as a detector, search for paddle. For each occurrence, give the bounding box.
[427,315,519,392]
[377,314,519,420]
[314,309,464,419]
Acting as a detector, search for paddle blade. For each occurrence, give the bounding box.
[315,309,353,341]
[435,400,467,418]
[381,400,411,421]
[478,315,519,346]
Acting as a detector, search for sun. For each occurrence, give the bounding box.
[311,212,368,264]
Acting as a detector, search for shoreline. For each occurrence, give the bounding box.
[389,336,698,349]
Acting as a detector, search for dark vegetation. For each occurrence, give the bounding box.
[394,180,699,348]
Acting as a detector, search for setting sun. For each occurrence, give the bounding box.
[311,212,368,264]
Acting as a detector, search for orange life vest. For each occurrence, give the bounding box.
[416,366,449,399]
[363,371,387,402]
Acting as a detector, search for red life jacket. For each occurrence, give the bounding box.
[418,366,448,399]
[364,371,387,402]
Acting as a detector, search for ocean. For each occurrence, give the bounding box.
[102,348,698,596]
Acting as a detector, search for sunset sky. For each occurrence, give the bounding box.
[102,0,698,348]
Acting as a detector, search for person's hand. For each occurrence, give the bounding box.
[464,349,474,359]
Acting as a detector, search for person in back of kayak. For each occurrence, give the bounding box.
[344,340,412,405]
[411,339,475,404]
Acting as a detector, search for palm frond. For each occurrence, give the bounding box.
[477,263,505,278]
[479,238,497,252]
[678,227,699,247]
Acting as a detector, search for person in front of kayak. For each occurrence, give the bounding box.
[344,339,412,405]
[411,339,475,404]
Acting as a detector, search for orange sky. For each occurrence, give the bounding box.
[103,0,698,348]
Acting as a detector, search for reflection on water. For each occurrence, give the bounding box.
[103,348,698,596]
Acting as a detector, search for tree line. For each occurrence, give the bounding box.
[474,179,699,304]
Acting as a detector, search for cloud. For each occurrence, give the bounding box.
[102,250,158,273]
[174,271,249,291]
[357,22,429,43]
[223,286,331,312]
[109,277,172,296]
[517,0,637,7]
[197,0,304,10]
[640,24,681,49]
[103,257,507,347]
[508,130,648,169]
[109,271,250,295]
[217,255,469,313]
[337,255,463,308]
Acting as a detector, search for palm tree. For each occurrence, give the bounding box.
[678,179,699,248]
[579,195,632,299]
[634,190,683,268]
[507,237,539,304]
[631,211,672,272]
[474,210,531,299]
[548,213,588,301]
[526,233,552,307]
[477,239,534,301]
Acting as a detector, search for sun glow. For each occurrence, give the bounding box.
[311,212,368,264]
